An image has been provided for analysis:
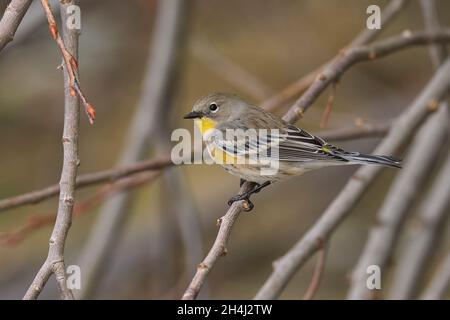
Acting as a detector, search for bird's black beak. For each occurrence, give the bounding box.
[183,111,203,119]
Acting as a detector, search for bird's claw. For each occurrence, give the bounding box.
[227,194,254,212]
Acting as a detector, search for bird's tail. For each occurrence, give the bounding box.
[343,152,402,168]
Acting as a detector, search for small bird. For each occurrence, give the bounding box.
[184,93,401,211]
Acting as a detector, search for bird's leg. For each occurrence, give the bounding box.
[228,181,271,212]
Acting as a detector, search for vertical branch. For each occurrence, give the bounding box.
[76,0,188,299]
[23,0,80,300]
[0,0,33,52]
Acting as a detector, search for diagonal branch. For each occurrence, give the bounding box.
[387,0,450,300]
[420,250,450,299]
[282,29,450,123]
[0,0,33,52]
[0,156,172,213]
[347,100,448,300]
[190,36,274,101]
[388,149,450,299]
[261,0,409,111]
[1,171,162,246]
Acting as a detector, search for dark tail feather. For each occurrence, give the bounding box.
[345,153,402,168]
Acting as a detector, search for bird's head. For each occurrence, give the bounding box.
[183,93,248,123]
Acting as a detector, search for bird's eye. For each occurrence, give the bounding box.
[209,103,219,113]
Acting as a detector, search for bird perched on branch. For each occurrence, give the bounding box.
[184,93,401,211]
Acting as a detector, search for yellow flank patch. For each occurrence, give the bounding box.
[195,118,217,135]
[321,146,331,153]
[209,146,239,164]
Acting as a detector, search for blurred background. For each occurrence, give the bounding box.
[0,0,449,299]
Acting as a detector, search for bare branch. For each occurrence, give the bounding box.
[387,0,450,300]
[347,103,448,300]
[24,0,80,300]
[0,156,172,213]
[318,121,390,141]
[1,172,162,246]
[0,0,33,52]
[388,149,450,299]
[420,251,450,299]
[254,57,450,300]
[190,36,274,101]
[282,29,450,123]
[261,0,409,111]
[420,0,448,68]
[303,242,328,300]
[348,0,408,47]
[39,0,95,124]
[181,193,251,300]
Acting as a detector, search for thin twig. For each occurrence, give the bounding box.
[319,82,337,128]
[261,0,408,111]
[0,0,33,52]
[0,156,172,213]
[23,0,80,300]
[254,57,450,300]
[318,121,391,141]
[303,242,328,300]
[40,0,95,124]
[0,172,162,246]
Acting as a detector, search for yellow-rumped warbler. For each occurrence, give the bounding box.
[184,93,401,211]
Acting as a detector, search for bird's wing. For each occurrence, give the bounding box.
[274,125,348,162]
[211,123,349,163]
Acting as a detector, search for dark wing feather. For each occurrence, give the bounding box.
[273,125,348,162]
[212,123,348,163]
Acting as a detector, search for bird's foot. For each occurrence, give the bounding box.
[227,193,254,212]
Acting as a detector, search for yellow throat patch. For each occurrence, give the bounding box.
[195,118,217,135]
[195,117,239,164]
